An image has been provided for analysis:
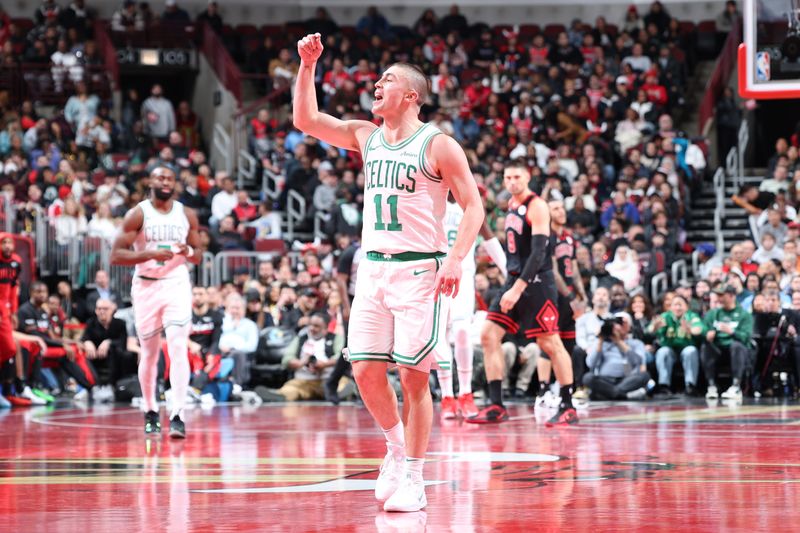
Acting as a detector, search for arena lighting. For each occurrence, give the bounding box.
[140,49,160,66]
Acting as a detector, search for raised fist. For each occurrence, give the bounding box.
[297,33,324,64]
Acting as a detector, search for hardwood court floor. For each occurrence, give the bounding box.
[1,399,799,532]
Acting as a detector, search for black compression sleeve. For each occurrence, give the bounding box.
[520,234,550,284]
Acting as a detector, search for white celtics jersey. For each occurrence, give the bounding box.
[444,200,476,273]
[133,199,190,279]
[361,123,449,254]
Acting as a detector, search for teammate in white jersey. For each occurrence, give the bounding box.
[437,195,506,421]
[111,167,201,438]
[295,33,483,512]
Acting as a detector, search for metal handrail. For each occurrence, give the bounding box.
[313,211,329,241]
[237,149,257,189]
[262,168,282,200]
[671,259,688,287]
[286,190,306,242]
[213,123,232,175]
[737,119,749,185]
[713,166,726,218]
[691,250,701,279]
[714,207,725,255]
[651,272,669,303]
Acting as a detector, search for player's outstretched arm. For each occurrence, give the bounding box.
[110,207,173,266]
[432,135,484,297]
[293,33,376,151]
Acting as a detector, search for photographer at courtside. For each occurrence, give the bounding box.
[583,312,652,400]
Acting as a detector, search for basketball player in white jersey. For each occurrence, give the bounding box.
[437,194,506,420]
[295,33,483,512]
[111,167,201,438]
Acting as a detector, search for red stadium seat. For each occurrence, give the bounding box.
[543,24,566,39]
[260,24,283,36]
[493,24,513,37]
[459,68,483,85]
[606,24,619,37]
[340,26,357,39]
[518,24,540,39]
[679,21,696,34]
[254,239,286,254]
[235,24,259,36]
[696,20,716,33]
[11,18,34,33]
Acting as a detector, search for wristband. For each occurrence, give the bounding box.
[186,245,195,258]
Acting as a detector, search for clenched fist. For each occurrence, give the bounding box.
[297,33,324,64]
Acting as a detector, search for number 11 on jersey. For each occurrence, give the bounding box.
[373,194,403,231]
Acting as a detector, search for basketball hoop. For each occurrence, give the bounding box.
[739,0,800,99]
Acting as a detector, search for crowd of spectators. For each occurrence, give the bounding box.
[7,1,797,410]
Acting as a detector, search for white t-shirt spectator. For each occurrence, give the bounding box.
[211,189,237,223]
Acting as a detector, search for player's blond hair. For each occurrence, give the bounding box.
[388,62,430,107]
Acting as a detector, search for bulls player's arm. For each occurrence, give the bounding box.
[110,207,173,265]
[174,206,202,265]
[499,198,550,312]
[294,33,376,151]
[571,257,587,301]
[552,257,573,298]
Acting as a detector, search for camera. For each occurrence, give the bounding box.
[600,317,624,339]
[307,355,318,367]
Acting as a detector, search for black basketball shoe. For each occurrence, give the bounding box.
[169,415,186,439]
[144,411,161,435]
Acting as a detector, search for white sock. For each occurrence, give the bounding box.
[166,323,192,420]
[438,368,454,398]
[382,421,405,455]
[137,334,162,413]
[406,457,424,481]
[453,324,473,395]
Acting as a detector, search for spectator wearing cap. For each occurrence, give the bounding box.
[245,289,274,329]
[696,243,721,280]
[258,311,345,402]
[583,311,652,400]
[702,284,754,401]
[280,288,318,333]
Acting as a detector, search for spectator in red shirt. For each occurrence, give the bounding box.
[423,34,447,66]
[529,34,550,68]
[322,58,351,105]
[232,190,258,226]
[250,108,278,159]
[642,73,668,107]
[351,59,378,92]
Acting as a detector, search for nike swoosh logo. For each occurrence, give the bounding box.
[413,269,429,276]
